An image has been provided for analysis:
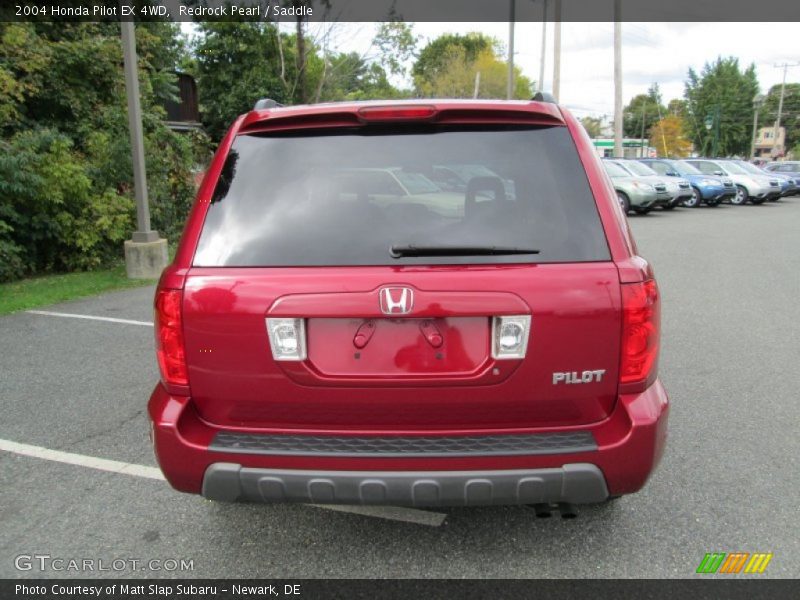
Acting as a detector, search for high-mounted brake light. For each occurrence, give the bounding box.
[154,289,188,386]
[620,279,660,387]
[358,105,437,122]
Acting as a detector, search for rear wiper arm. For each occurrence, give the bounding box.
[390,244,540,258]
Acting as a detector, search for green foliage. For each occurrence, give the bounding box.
[373,21,418,79]
[580,116,603,139]
[759,83,800,154]
[192,22,286,141]
[623,84,666,139]
[684,57,759,156]
[412,35,533,99]
[0,22,201,282]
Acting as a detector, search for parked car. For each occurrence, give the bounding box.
[149,98,668,509]
[616,159,692,208]
[685,159,781,205]
[639,158,735,208]
[602,160,665,214]
[738,161,798,198]
[762,161,800,190]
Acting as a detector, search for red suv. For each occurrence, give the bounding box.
[149,99,668,507]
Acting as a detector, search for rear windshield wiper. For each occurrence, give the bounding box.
[390,244,540,258]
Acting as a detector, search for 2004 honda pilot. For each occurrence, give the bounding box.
[149,98,669,508]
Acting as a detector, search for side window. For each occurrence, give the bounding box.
[648,161,669,176]
[695,162,716,175]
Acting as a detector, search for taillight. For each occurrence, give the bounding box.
[155,289,188,386]
[491,315,531,360]
[266,318,307,361]
[620,279,660,387]
[358,105,437,122]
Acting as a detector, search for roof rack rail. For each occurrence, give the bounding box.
[253,98,284,110]
[532,91,556,103]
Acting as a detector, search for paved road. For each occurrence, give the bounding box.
[1,199,798,579]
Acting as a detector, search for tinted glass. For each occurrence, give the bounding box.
[194,126,611,266]
[623,161,658,176]
[674,160,702,175]
[645,161,670,176]
[603,161,629,177]
[720,161,747,175]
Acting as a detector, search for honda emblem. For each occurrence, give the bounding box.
[379,287,414,315]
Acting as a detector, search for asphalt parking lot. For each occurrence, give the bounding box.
[1,199,798,579]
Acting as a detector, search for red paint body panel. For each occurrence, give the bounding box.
[149,99,668,503]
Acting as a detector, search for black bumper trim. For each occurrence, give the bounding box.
[209,431,597,458]
[201,463,610,506]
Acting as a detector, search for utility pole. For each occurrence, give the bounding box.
[538,0,548,92]
[772,62,799,158]
[751,94,765,158]
[613,0,623,158]
[120,17,168,279]
[640,103,646,158]
[552,0,561,102]
[507,0,515,100]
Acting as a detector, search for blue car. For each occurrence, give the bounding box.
[760,162,800,197]
[639,158,736,207]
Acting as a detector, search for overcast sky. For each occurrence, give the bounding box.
[305,21,800,120]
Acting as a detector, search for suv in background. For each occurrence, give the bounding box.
[686,158,781,205]
[602,159,668,214]
[617,159,692,209]
[149,99,668,509]
[639,158,735,208]
[763,161,800,183]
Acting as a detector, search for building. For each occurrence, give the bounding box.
[754,126,786,158]
[592,138,656,158]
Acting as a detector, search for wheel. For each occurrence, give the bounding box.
[685,187,702,208]
[705,198,721,207]
[634,207,652,215]
[750,196,766,205]
[731,185,748,205]
[617,192,630,214]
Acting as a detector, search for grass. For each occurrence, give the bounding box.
[0,263,155,316]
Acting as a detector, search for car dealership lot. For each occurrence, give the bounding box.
[1,201,799,579]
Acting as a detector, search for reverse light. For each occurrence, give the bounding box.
[358,105,437,122]
[154,289,188,386]
[620,279,660,387]
[492,315,531,360]
[267,318,307,361]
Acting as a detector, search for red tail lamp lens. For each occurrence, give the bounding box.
[620,279,660,385]
[358,105,437,121]
[155,289,188,386]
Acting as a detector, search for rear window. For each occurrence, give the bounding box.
[193,125,610,266]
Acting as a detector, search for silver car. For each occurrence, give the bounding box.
[605,160,672,210]
[686,159,781,205]
[628,160,693,208]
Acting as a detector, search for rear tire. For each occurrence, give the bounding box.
[685,187,702,208]
[731,185,748,205]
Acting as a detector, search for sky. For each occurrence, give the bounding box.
[303,21,800,120]
[182,21,799,122]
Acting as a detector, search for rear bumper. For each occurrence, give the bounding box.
[202,463,609,506]
[148,379,669,506]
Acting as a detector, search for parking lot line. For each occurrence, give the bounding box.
[26,310,153,327]
[0,438,448,527]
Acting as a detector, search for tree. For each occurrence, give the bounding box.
[649,115,693,157]
[193,22,285,141]
[373,21,418,80]
[412,33,495,93]
[623,84,666,139]
[758,83,800,155]
[580,116,603,138]
[413,35,533,99]
[0,22,200,281]
[684,57,759,156]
